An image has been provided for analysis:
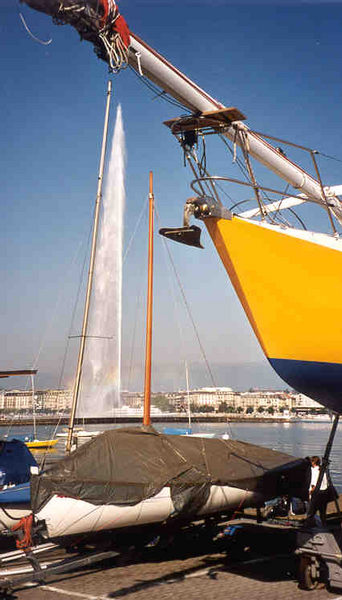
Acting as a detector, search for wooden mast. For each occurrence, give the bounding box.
[66,80,112,453]
[143,172,154,426]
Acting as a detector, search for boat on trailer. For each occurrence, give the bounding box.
[0,439,38,530]
[31,426,308,539]
[6,0,342,590]
[7,167,309,553]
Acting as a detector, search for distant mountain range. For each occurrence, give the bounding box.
[3,361,286,393]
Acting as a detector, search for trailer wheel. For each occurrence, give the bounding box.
[298,556,319,590]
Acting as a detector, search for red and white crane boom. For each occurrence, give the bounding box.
[128,33,341,219]
[21,0,342,219]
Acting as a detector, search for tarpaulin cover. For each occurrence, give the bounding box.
[31,427,309,514]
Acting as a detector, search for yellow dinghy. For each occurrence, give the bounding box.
[25,439,58,450]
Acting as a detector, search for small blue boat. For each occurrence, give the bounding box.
[0,439,38,529]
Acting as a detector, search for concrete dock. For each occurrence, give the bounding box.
[5,510,342,600]
[7,542,335,600]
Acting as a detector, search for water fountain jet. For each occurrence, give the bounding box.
[77,104,125,418]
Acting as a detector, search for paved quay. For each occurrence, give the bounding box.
[5,547,338,600]
[3,518,342,600]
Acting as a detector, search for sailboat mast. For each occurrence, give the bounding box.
[185,361,191,431]
[31,373,37,440]
[143,172,154,426]
[66,80,112,453]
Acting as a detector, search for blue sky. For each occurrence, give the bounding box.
[1,2,342,392]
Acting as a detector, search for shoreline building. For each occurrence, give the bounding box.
[0,387,327,415]
[0,389,72,413]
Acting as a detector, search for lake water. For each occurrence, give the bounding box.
[3,420,342,490]
[187,420,342,490]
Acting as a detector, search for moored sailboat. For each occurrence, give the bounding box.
[25,373,58,450]
[0,370,57,449]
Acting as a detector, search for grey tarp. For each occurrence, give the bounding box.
[31,427,309,515]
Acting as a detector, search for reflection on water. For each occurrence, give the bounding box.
[1,421,341,490]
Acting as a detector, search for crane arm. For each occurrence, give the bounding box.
[21,0,342,220]
[128,33,341,218]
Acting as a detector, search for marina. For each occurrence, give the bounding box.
[3,1,342,597]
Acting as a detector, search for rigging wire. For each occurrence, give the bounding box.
[21,222,93,447]
[156,203,198,401]
[155,205,235,438]
[155,209,217,390]
[123,194,149,264]
[128,65,190,111]
[126,206,148,393]
[218,132,306,228]
[124,201,148,391]
[56,224,93,392]
[126,285,144,392]
[122,196,151,391]
[187,139,231,205]
[315,150,342,164]
[50,217,94,441]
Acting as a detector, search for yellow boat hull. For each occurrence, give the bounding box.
[25,439,58,450]
[205,215,342,413]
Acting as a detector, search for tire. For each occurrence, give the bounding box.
[298,556,319,590]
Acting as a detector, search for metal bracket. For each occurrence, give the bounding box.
[159,196,231,249]
[184,196,232,224]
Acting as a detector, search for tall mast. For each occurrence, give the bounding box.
[185,361,191,431]
[31,373,37,440]
[66,80,112,453]
[143,172,154,427]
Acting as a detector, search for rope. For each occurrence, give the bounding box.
[19,12,52,45]
[97,1,130,72]
[11,514,33,550]
[99,28,129,73]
